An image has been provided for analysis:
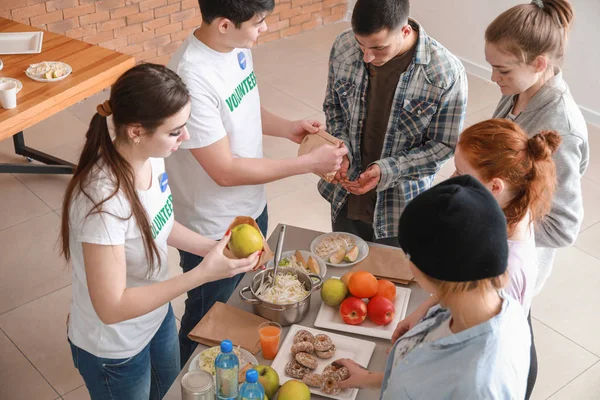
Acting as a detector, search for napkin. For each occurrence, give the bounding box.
[188,302,269,355]
[351,245,414,284]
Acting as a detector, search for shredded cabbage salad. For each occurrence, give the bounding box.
[198,346,243,375]
[255,272,309,305]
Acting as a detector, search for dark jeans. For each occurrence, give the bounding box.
[525,311,538,399]
[332,202,400,247]
[69,304,179,400]
[178,207,269,366]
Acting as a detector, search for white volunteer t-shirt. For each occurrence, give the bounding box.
[165,33,266,239]
[68,158,174,359]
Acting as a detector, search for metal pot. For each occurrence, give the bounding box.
[239,267,323,326]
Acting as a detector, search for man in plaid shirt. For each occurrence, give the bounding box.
[319,0,468,245]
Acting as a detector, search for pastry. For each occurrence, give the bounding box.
[315,343,336,359]
[302,372,323,388]
[295,352,318,370]
[291,341,315,355]
[285,360,309,379]
[321,373,342,395]
[293,329,315,345]
[314,334,334,352]
[323,362,350,381]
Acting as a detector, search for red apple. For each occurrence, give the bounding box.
[367,296,395,325]
[339,296,367,325]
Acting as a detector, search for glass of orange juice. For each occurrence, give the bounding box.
[258,322,282,360]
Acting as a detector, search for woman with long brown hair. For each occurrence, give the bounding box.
[60,63,259,400]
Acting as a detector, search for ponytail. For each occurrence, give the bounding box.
[60,63,190,277]
[61,110,161,276]
[457,119,562,237]
[485,0,575,64]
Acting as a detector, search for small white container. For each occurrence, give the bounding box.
[0,81,17,109]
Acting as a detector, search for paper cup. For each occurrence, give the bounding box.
[0,81,17,109]
[223,216,274,270]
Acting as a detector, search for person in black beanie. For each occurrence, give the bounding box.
[334,175,531,399]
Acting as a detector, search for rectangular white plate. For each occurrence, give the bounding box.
[0,32,43,55]
[271,325,375,400]
[314,277,411,340]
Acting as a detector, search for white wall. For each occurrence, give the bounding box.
[404,0,600,125]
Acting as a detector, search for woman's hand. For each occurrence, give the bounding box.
[334,359,384,390]
[391,308,425,343]
[194,232,260,285]
[392,296,438,343]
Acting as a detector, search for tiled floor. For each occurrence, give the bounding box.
[0,21,598,399]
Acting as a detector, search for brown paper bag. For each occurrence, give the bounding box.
[298,129,343,182]
[188,302,269,355]
[351,245,414,284]
[223,216,274,270]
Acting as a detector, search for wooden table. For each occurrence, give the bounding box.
[0,18,135,174]
[164,225,430,400]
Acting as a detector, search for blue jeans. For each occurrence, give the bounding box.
[178,207,268,366]
[69,304,179,400]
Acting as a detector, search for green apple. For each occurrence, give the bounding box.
[229,224,263,258]
[254,365,279,399]
[321,278,348,307]
[278,380,310,400]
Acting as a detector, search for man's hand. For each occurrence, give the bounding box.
[331,155,350,184]
[288,119,323,144]
[342,164,381,195]
[307,143,348,176]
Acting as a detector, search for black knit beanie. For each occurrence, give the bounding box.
[398,175,508,282]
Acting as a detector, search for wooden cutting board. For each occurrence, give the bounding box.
[351,245,414,285]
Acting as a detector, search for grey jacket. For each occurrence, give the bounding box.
[493,69,589,295]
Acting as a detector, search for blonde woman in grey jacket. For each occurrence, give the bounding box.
[484,0,588,397]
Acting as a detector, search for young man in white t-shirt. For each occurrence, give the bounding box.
[166,0,348,364]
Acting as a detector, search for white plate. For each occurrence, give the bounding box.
[0,32,43,55]
[314,277,411,340]
[0,77,22,93]
[266,250,327,278]
[271,324,375,400]
[310,233,369,267]
[25,61,72,82]
[188,346,259,374]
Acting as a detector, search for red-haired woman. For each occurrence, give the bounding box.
[393,119,561,398]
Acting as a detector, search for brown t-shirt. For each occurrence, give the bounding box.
[347,44,417,224]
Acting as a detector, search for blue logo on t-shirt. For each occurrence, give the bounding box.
[238,52,247,70]
[159,172,169,193]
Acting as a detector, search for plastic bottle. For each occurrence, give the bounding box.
[215,340,239,400]
[238,369,265,400]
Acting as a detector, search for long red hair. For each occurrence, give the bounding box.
[457,119,561,236]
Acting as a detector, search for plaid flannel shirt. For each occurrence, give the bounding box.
[318,21,468,239]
